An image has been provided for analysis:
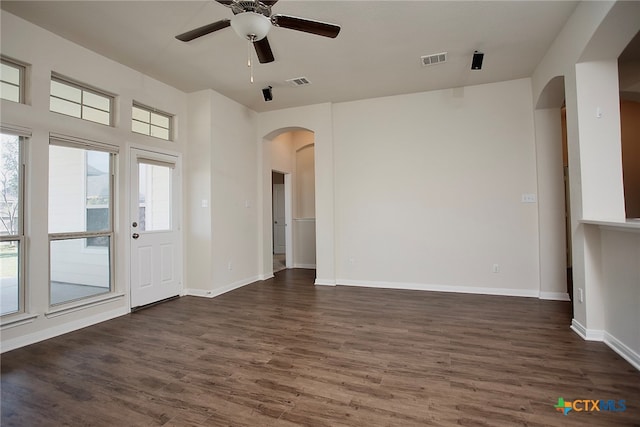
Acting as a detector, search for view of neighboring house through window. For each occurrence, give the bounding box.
[49,141,115,306]
[50,75,113,126]
[132,104,172,141]
[0,57,25,103]
[0,133,24,316]
[138,161,172,231]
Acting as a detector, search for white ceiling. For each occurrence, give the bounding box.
[1,0,581,112]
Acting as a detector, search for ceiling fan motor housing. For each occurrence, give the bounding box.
[231,1,272,17]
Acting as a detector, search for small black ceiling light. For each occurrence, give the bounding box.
[262,86,273,102]
[471,51,484,70]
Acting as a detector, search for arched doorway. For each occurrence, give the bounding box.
[534,75,572,302]
[262,128,317,275]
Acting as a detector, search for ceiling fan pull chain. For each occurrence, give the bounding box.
[248,36,254,83]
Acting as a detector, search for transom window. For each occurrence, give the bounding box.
[132,103,172,141]
[0,57,25,103]
[50,75,113,126]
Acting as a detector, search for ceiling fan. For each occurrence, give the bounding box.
[176,0,341,64]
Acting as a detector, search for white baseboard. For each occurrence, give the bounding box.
[259,273,274,280]
[294,263,316,269]
[570,319,604,341]
[314,278,336,286]
[1,306,129,354]
[335,279,539,298]
[186,275,261,299]
[539,291,571,301]
[604,332,640,371]
[571,319,639,371]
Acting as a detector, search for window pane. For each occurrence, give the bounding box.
[0,81,20,103]
[0,62,20,85]
[0,240,20,315]
[132,106,150,122]
[50,237,110,305]
[1,134,20,236]
[83,91,110,111]
[51,80,81,103]
[150,112,169,128]
[82,105,110,125]
[150,125,169,140]
[50,97,82,118]
[132,120,150,135]
[50,145,111,233]
[138,163,171,231]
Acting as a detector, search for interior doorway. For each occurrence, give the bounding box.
[272,171,287,272]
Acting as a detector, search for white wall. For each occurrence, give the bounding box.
[0,11,187,351]
[184,89,260,297]
[333,79,540,295]
[295,144,315,219]
[600,228,640,368]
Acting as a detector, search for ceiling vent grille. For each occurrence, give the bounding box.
[421,52,447,67]
[286,77,311,87]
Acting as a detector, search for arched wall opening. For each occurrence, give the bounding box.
[534,75,572,302]
[260,126,319,279]
[257,104,336,285]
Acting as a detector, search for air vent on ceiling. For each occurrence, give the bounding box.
[421,52,447,67]
[286,77,311,87]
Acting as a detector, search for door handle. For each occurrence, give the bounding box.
[132,233,140,239]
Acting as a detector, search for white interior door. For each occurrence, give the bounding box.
[273,183,286,254]
[130,149,182,308]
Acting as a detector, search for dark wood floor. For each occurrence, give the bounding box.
[2,269,639,426]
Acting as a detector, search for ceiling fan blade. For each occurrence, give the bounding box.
[262,1,279,6]
[254,37,275,64]
[271,14,341,38]
[175,19,231,42]
[214,0,234,6]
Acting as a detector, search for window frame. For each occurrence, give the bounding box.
[48,136,117,307]
[0,56,26,104]
[0,130,27,317]
[49,74,114,126]
[131,102,173,141]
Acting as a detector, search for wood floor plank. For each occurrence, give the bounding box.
[2,269,639,426]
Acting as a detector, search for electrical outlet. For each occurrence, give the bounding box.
[492,264,500,273]
[227,261,233,270]
[521,193,537,203]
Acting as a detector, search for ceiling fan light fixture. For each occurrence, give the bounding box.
[230,12,271,41]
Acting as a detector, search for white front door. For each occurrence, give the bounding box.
[273,183,286,254]
[130,149,182,308]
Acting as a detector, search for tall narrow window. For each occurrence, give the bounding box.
[132,103,172,141]
[49,139,116,306]
[1,132,25,316]
[0,57,25,103]
[50,75,113,126]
